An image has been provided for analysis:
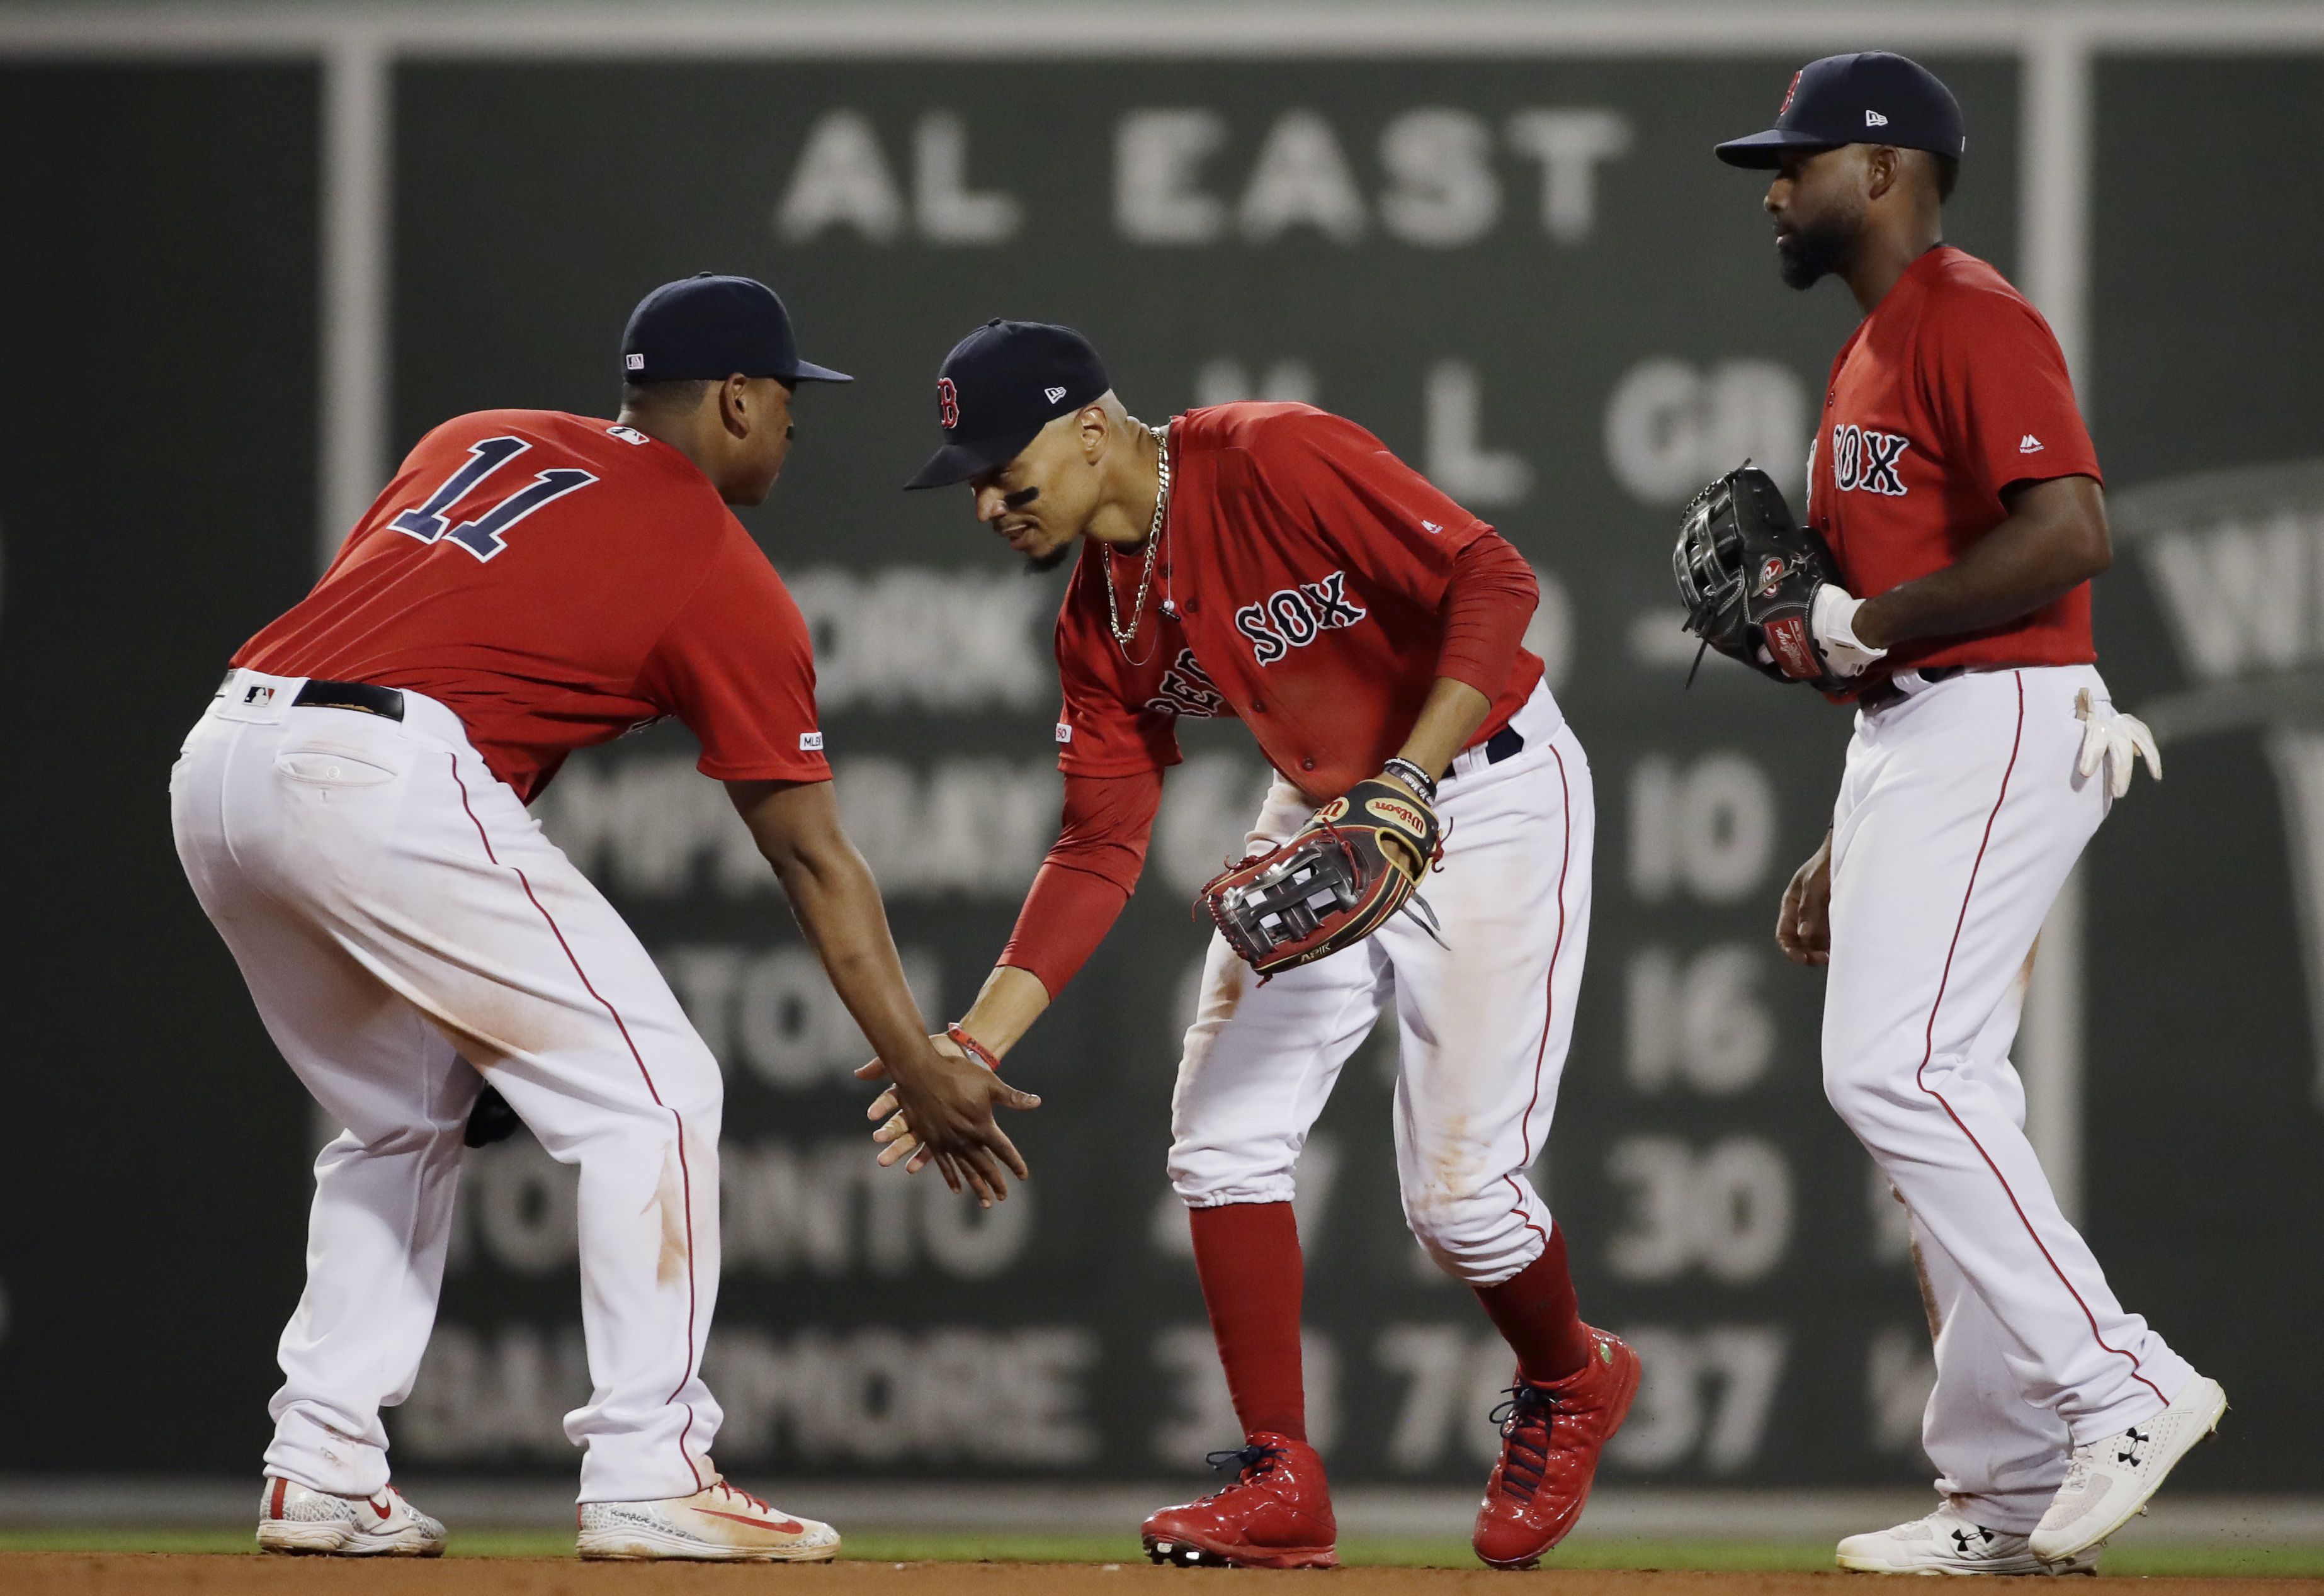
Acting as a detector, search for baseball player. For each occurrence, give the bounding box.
[864,319,1636,1570]
[170,275,1036,1560]
[1712,54,2226,1573]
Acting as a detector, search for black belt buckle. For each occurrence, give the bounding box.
[292,678,405,721]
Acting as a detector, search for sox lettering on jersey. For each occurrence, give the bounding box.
[1233,570,1369,665]
[1832,422,1911,498]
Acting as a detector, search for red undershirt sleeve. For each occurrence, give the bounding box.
[1435,533,1538,699]
[998,767,1166,999]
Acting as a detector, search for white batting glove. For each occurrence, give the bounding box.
[2075,689,2162,798]
[1809,585,1888,679]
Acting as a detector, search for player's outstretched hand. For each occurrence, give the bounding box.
[856,1036,1039,1208]
[2075,689,2162,799]
[1777,829,1834,967]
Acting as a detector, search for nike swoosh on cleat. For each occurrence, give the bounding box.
[370,1498,393,1520]
[696,1506,805,1534]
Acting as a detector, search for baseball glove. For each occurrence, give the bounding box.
[1198,778,1445,980]
[1672,463,1848,689]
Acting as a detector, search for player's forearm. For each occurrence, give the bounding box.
[730,779,937,1076]
[958,965,1053,1059]
[775,842,944,1077]
[1854,475,2109,650]
[1395,677,1494,781]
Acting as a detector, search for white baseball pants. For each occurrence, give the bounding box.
[171,670,724,1503]
[1825,664,2194,1532]
[1169,685,1592,1286]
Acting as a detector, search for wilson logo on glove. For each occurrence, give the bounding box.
[1362,793,1432,835]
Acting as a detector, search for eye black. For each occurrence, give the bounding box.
[1003,487,1041,510]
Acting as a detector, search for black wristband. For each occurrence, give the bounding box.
[1381,757,1438,803]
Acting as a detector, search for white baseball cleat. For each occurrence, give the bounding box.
[2030,1376,2228,1565]
[576,1474,841,1561]
[255,1476,446,1556]
[1837,1500,2098,1575]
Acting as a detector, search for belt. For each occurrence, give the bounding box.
[1856,665,1964,714]
[1444,725,1525,783]
[292,678,405,720]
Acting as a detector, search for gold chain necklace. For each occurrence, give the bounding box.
[1105,422,1171,661]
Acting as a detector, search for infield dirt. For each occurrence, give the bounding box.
[8,1559,2323,1595]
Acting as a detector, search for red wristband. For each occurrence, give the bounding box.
[946,1022,1000,1073]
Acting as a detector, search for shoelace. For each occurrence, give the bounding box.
[1487,1384,1560,1503]
[711,1478,775,1515]
[1193,1441,1287,1504]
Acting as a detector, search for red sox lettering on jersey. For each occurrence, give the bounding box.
[1051,402,1541,800]
[1828,422,1911,498]
[1808,246,2102,679]
[1233,572,1369,665]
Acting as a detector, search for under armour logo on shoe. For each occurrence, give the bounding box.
[2116,1426,2151,1466]
[1951,1527,1995,1553]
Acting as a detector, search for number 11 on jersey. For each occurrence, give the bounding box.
[390,435,598,562]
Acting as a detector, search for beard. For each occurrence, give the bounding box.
[1023,541,1073,574]
[1776,210,1859,291]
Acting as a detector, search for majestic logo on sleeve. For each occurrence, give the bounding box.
[1233,570,1369,666]
[1144,648,1229,718]
[1832,422,1912,497]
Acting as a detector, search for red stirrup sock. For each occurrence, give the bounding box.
[1473,1225,1591,1383]
[1188,1201,1308,1441]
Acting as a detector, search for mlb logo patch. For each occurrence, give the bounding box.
[800,732,824,752]
[625,353,645,371]
[1055,722,1074,744]
[242,684,275,706]
[606,424,649,446]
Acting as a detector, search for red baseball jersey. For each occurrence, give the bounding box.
[1810,246,2102,676]
[236,409,829,803]
[1052,402,1541,800]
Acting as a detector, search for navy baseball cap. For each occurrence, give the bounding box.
[905,319,1110,490]
[1715,52,1966,168]
[620,273,851,386]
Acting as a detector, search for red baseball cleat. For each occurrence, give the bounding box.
[1141,1433,1339,1569]
[1471,1327,1642,1570]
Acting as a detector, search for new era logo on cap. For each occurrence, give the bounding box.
[1044,385,1067,403]
[1866,109,1889,127]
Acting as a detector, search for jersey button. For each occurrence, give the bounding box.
[1249,698,1266,713]
[1301,757,1316,772]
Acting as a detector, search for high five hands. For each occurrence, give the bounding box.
[856,1031,1040,1208]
